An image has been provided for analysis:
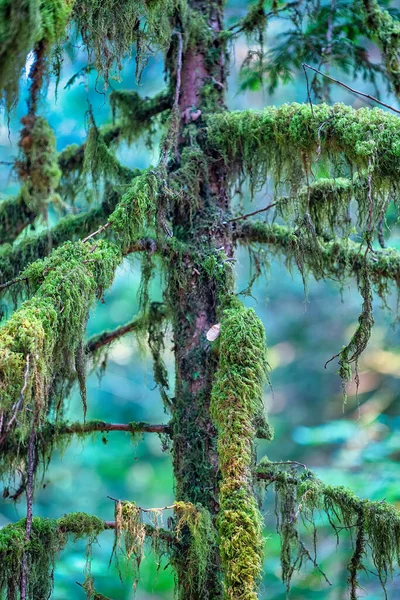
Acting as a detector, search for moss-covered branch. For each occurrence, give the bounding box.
[207,103,400,201]
[358,0,400,97]
[86,315,147,353]
[257,460,400,596]
[234,221,400,292]
[0,510,175,600]
[0,240,122,445]
[210,298,271,599]
[0,196,36,245]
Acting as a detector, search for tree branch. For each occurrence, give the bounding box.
[86,316,146,353]
[55,420,171,436]
[302,63,400,115]
[234,221,400,286]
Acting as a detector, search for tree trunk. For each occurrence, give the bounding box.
[169,1,231,597]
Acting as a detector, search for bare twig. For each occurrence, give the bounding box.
[228,201,278,223]
[302,63,400,115]
[174,32,183,109]
[0,275,28,292]
[82,222,111,243]
[107,497,175,513]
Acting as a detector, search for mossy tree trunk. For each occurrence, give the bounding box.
[169,1,231,597]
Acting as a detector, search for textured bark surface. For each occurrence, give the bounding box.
[170,1,231,597]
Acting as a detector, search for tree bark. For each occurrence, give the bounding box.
[169,1,231,597]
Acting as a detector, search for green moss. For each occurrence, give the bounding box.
[83,120,136,186]
[207,104,400,233]
[359,0,400,97]
[261,463,400,597]
[172,501,217,599]
[0,240,121,447]
[0,513,106,600]
[16,116,62,214]
[109,170,160,251]
[210,298,269,599]
[0,195,35,245]
[71,0,186,84]
[0,0,72,107]
[0,194,120,288]
[109,90,172,145]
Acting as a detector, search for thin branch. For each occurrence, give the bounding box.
[228,201,278,223]
[58,421,171,436]
[107,497,175,513]
[86,316,146,353]
[0,354,30,446]
[20,424,36,600]
[174,32,183,109]
[302,63,400,115]
[82,222,111,243]
[103,520,175,544]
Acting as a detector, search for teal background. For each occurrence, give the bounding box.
[1,2,400,598]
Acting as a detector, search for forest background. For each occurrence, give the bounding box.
[1,0,400,598]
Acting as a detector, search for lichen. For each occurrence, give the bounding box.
[210,297,269,599]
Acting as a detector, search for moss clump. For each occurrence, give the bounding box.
[16,115,62,215]
[109,170,160,251]
[0,240,121,449]
[172,502,216,600]
[210,297,269,599]
[0,0,72,107]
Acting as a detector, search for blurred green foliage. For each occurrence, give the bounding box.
[1,1,400,598]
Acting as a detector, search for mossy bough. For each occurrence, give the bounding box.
[0,512,104,600]
[258,459,400,598]
[211,297,270,599]
[0,239,121,446]
[207,103,400,235]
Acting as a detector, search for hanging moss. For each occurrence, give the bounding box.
[172,501,217,600]
[207,104,400,224]
[0,0,72,107]
[15,115,62,215]
[71,0,186,85]
[0,512,106,600]
[83,120,136,186]
[259,460,400,598]
[0,240,121,451]
[210,297,269,599]
[335,268,374,402]
[170,147,209,219]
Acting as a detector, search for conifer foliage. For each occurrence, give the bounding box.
[1,1,400,598]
